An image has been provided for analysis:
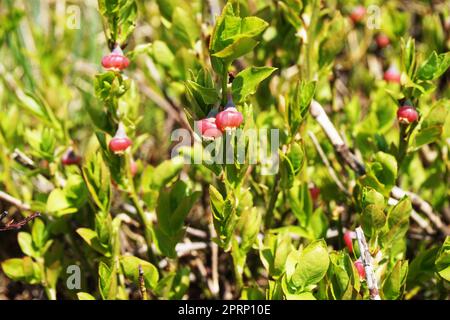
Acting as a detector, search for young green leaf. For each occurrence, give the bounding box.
[232,67,277,103]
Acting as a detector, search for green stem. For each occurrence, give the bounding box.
[44,286,57,300]
[221,64,229,106]
[124,154,157,265]
[397,124,409,171]
[264,171,281,228]
[129,188,157,265]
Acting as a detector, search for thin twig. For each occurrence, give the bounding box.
[138,265,148,300]
[175,242,209,257]
[11,148,36,169]
[186,226,208,239]
[310,100,366,175]
[0,212,40,232]
[355,227,381,300]
[0,191,31,211]
[308,130,350,195]
[207,0,221,25]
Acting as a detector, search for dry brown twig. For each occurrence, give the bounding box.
[0,211,40,232]
[138,265,148,300]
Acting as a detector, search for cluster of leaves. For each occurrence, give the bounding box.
[0,0,449,300]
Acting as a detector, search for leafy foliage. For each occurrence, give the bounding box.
[0,0,449,301]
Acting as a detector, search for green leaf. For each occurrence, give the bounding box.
[414,126,442,149]
[18,232,37,258]
[407,246,439,285]
[288,81,316,134]
[381,197,411,246]
[435,237,450,281]
[153,226,182,258]
[318,13,347,69]
[172,7,199,48]
[401,37,416,78]
[266,280,284,300]
[237,208,262,253]
[362,204,386,237]
[77,292,96,300]
[383,261,408,300]
[1,257,41,284]
[288,182,312,228]
[82,152,112,212]
[239,16,269,39]
[154,181,199,257]
[186,80,219,105]
[280,144,305,189]
[417,51,450,81]
[212,37,258,63]
[361,187,385,208]
[98,262,117,300]
[209,185,225,220]
[387,197,411,230]
[232,67,277,103]
[46,189,77,216]
[151,40,174,68]
[76,228,110,256]
[210,3,267,55]
[412,101,448,150]
[120,255,159,288]
[31,218,47,250]
[155,0,176,21]
[273,233,293,278]
[146,156,184,190]
[291,239,329,289]
[372,152,397,187]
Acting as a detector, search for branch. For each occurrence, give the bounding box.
[310,100,449,235]
[310,100,366,175]
[355,227,381,300]
[0,212,40,232]
[207,0,221,25]
[0,191,31,211]
[138,265,148,300]
[11,148,36,169]
[175,241,208,256]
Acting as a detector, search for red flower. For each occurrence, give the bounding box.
[354,260,366,278]
[397,104,419,124]
[130,160,138,177]
[383,67,401,83]
[350,6,366,23]
[344,231,356,253]
[197,117,223,140]
[376,34,390,48]
[215,107,243,132]
[109,123,132,154]
[101,46,130,71]
[309,186,320,201]
[62,148,81,166]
